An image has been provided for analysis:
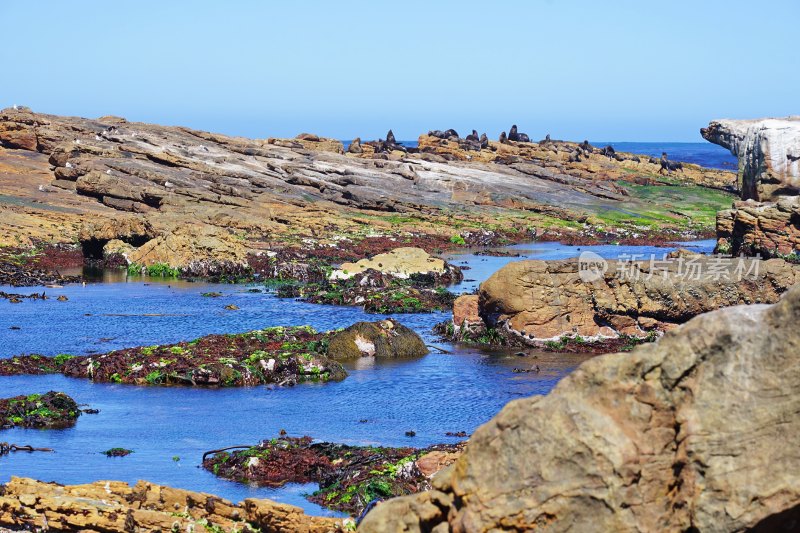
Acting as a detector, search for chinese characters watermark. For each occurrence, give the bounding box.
[579,251,761,283]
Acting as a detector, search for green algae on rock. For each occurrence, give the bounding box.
[0,326,347,387]
[202,435,464,516]
[277,272,457,314]
[0,319,430,386]
[0,391,80,429]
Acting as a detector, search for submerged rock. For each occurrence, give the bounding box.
[361,285,800,532]
[328,319,428,359]
[0,476,349,532]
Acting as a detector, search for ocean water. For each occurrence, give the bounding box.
[340,140,737,171]
[0,241,715,513]
[598,142,737,171]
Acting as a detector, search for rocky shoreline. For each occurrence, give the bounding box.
[0,477,351,532]
[1,109,798,532]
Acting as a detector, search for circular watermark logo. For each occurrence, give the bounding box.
[578,251,608,282]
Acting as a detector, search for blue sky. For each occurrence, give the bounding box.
[2,1,797,141]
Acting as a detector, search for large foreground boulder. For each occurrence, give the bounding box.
[328,319,428,359]
[475,256,800,341]
[361,284,800,532]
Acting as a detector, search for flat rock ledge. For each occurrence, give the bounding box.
[0,477,349,532]
[360,284,800,532]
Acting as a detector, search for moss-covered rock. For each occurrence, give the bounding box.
[327,319,428,359]
[0,391,80,429]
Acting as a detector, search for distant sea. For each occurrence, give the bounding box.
[598,142,737,171]
[341,140,738,171]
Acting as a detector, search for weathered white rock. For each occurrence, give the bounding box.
[702,117,800,200]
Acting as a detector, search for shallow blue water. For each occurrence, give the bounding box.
[0,240,715,514]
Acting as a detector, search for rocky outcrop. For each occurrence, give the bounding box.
[703,117,800,257]
[0,108,734,271]
[702,117,800,201]
[0,477,348,532]
[468,256,800,342]
[330,247,462,283]
[451,295,481,331]
[327,319,428,359]
[360,285,800,532]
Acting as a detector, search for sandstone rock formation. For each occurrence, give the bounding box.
[703,117,800,257]
[0,477,348,532]
[328,319,428,359]
[451,295,481,331]
[360,285,800,532]
[330,247,461,282]
[0,108,734,273]
[716,196,800,257]
[470,256,800,341]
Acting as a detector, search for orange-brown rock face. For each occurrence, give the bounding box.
[476,256,800,341]
[0,477,348,532]
[716,197,800,257]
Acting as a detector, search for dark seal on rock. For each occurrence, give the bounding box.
[660,152,684,173]
[348,137,363,154]
[507,125,530,143]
